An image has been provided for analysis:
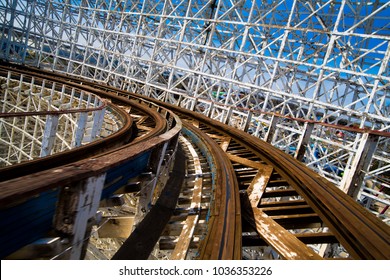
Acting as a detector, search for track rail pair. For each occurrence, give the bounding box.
[0,64,389,260]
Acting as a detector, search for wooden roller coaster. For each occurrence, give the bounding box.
[0,63,389,260]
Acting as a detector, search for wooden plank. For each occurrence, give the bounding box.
[220,137,231,152]
[271,213,320,222]
[136,125,152,131]
[227,153,265,170]
[241,193,323,260]
[170,136,203,260]
[159,237,199,250]
[261,188,299,198]
[247,166,273,207]
[242,232,338,247]
[206,133,226,140]
[170,215,199,260]
[260,205,313,215]
[136,115,148,124]
[259,199,307,207]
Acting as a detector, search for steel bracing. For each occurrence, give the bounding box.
[0,0,389,219]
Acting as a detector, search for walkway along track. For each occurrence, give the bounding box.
[0,64,389,260]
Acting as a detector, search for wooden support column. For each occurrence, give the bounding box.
[243,110,253,132]
[207,102,214,118]
[191,98,198,111]
[176,94,183,106]
[73,112,88,147]
[40,114,59,157]
[224,106,234,124]
[264,115,279,143]
[90,107,106,140]
[54,173,106,259]
[340,133,379,199]
[294,122,314,161]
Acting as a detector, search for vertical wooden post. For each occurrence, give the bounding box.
[40,115,59,157]
[243,110,253,132]
[54,174,106,259]
[90,107,106,140]
[224,106,234,124]
[264,115,279,143]
[339,133,379,199]
[207,102,214,118]
[294,122,314,161]
[73,112,88,147]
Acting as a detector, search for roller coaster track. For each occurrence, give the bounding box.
[0,64,389,260]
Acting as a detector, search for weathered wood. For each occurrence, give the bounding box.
[260,205,314,215]
[159,237,200,250]
[227,153,265,170]
[242,232,338,247]
[241,193,323,260]
[247,166,273,207]
[136,124,153,131]
[112,146,186,260]
[262,188,299,198]
[170,215,199,260]
[219,137,231,152]
[170,136,203,260]
[259,199,307,207]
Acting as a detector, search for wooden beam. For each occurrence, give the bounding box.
[241,193,323,260]
[260,205,314,216]
[220,137,231,152]
[247,166,273,207]
[227,153,265,170]
[261,188,299,198]
[170,136,203,260]
[242,232,338,247]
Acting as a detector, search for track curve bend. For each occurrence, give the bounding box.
[0,64,389,260]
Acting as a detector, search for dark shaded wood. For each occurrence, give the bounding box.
[112,146,186,260]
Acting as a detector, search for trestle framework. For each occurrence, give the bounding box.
[0,0,389,220]
[0,70,121,166]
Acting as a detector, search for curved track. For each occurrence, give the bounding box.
[0,64,389,260]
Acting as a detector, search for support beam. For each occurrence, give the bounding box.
[54,174,106,260]
[224,106,234,125]
[40,115,59,157]
[243,110,253,132]
[73,112,88,147]
[264,115,279,143]
[90,107,106,141]
[340,133,380,199]
[207,102,214,118]
[294,122,314,161]
[240,193,323,260]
